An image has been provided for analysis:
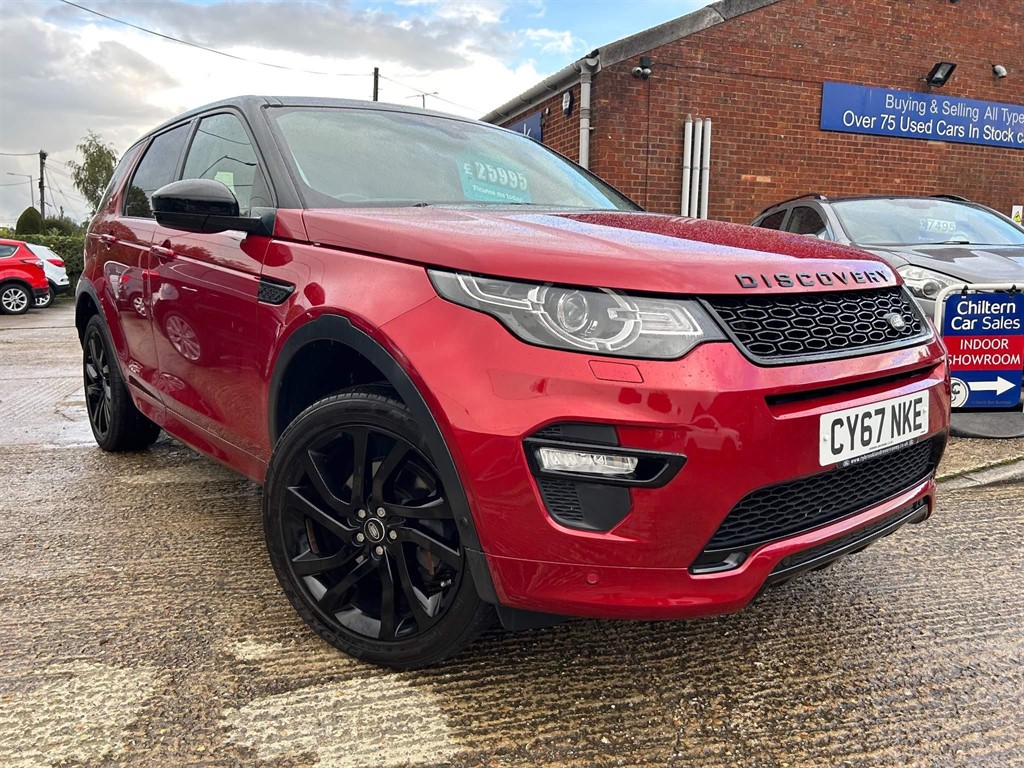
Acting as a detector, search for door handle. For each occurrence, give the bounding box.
[98,233,117,246]
[150,245,175,261]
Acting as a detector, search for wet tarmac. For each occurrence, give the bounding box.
[1,301,1023,767]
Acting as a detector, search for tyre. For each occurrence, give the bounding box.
[82,315,162,451]
[0,283,31,315]
[35,285,54,309]
[263,386,492,668]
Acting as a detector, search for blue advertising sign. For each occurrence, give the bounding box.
[508,111,542,141]
[821,82,1024,151]
[942,292,1024,409]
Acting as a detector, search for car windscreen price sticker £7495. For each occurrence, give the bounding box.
[942,291,1024,409]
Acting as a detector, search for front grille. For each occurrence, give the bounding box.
[703,438,939,552]
[705,286,926,363]
[771,499,927,576]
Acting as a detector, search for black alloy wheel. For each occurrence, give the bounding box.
[84,323,113,441]
[264,387,491,668]
[82,315,162,451]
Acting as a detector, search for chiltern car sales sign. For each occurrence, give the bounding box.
[942,292,1024,409]
[820,82,1024,150]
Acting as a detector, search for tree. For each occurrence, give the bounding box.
[66,131,118,214]
[15,206,43,236]
[42,215,81,236]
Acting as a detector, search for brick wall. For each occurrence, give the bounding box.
[505,0,1024,224]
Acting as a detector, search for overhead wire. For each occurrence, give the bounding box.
[378,75,482,114]
[45,168,85,220]
[56,0,371,77]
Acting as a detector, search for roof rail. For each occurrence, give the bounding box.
[759,193,827,214]
[931,194,971,202]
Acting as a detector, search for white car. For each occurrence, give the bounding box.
[26,244,70,308]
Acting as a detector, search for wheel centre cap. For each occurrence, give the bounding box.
[364,518,386,543]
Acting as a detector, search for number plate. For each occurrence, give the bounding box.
[819,391,929,466]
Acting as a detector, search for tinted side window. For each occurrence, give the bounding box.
[0,244,17,258]
[96,142,143,214]
[182,113,265,215]
[758,210,786,230]
[124,124,190,218]
[787,206,829,238]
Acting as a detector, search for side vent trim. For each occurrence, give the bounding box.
[258,277,295,305]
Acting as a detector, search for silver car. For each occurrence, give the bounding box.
[752,195,1024,319]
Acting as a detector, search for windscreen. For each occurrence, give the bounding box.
[832,198,1024,246]
[268,107,638,211]
[27,244,58,260]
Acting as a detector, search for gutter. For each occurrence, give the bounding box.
[480,50,598,125]
[482,53,600,170]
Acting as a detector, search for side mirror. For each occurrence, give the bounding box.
[152,179,262,234]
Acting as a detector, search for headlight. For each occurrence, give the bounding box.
[898,265,964,301]
[428,270,724,359]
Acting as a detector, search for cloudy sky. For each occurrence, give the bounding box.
[0,0,711,226]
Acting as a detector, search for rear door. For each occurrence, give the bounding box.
[89,126,190,402]
[149,110,273,458]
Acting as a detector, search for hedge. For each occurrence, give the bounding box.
[23,234,86,289]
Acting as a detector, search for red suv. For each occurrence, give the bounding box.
[0,238,48,314]
[77,97,950,667]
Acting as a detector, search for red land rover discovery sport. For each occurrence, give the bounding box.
[77,97,950,667]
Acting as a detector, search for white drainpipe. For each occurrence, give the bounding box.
[700,117,712,219]
[689,118,703,218]
[576,56,599,169]
[681,115,693,216]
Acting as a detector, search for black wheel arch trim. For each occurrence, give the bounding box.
[75,279,104,338]
[267,313,499,604]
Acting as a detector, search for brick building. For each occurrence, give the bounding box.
[482,0,1024,224]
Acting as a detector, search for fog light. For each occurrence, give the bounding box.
[536,447,638,477]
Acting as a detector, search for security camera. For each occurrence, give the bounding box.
[993,64,1008,79]
[631,66,652,80]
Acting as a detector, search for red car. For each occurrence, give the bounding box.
[0,238,48,314]
[77,97,950,667]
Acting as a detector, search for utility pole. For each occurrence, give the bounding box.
[372,67,379,101]
[38,150,47,219]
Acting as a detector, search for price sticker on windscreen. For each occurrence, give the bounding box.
[942,291,1024,409]
[459,157,532,204]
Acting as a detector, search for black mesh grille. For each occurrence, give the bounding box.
[257,278,294,305]
[772,500,927,574]
[705,287,926,362]
[704,438,938,552]
[537,478,584,523]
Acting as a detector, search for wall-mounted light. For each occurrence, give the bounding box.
[993,64,1008,79]
[925,61,957,87]
[632,56,653,80]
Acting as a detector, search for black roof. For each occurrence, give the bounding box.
[142,95,482,141]
[760,193,977,214]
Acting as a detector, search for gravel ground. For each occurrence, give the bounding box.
[1,301,1022,768]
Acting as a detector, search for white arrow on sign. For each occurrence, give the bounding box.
[968,376,1016,396]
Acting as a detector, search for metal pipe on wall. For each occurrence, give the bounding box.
[681,115,693,216]
[576,56,599,169]
[689,118,703,218]
[579,69,593,169]
[699,118,712,219]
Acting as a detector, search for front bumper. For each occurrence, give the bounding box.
[383,296,951,620]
